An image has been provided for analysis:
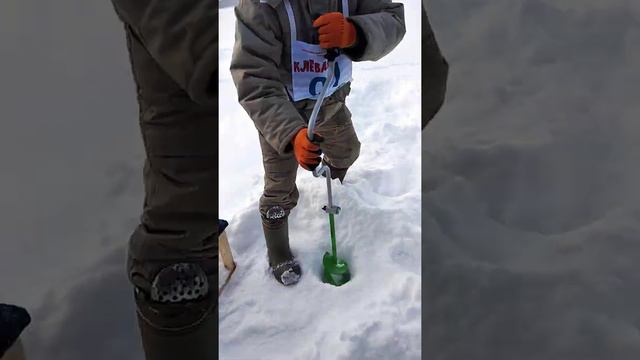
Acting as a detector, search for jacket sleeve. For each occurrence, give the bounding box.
[230,0,307,155]
[422,5,449,128]
[110,0,218,105]
[343,0,406,62]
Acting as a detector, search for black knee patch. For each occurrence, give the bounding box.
[266,205,286,220]
[150,263,209,304]
[263,205,288,228]
[135,263,214,333]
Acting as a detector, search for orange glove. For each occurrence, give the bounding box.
[291,128,322,170]
[313,12,357,49]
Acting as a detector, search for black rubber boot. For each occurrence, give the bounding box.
[263,218,302,286]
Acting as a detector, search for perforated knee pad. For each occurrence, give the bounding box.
[135,263,214,333]
[150,263,209,303]
[262,205,288,228]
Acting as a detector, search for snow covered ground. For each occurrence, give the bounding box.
[218,1,422,359]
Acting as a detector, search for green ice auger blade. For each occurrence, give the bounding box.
[323,211,350,286]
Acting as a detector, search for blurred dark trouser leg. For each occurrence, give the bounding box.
[122,26,218,360]
[127,110,218,358]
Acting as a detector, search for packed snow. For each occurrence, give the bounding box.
[218,1,422,359]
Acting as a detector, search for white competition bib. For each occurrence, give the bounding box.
[284,0,353,102]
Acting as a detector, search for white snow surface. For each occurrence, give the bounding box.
[218,1,422,359]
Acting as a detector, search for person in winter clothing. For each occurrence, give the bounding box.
[231,0,407,285]
[109,0,218,359]
[106,0,448,357]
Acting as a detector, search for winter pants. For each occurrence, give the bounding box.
[121,25,217,359]
[259,99,361,220]
[123,24,217,292]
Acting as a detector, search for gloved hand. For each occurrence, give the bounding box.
[291,128,323,171]
[313,12,357,49]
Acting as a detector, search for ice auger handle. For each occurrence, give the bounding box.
[307,55,338,141]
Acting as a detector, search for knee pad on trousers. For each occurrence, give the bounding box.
[262,205,289,229]
[135,262,214,332]
[134,262,217,359]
